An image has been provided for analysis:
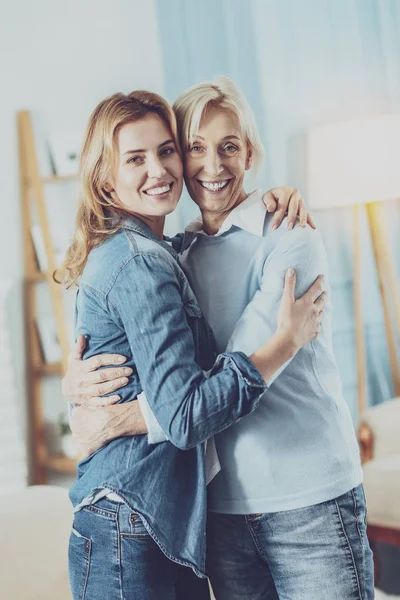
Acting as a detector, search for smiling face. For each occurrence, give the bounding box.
[184,106,252,217]
[107,113,183,231]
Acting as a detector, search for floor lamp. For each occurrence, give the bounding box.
[307,115,400,420]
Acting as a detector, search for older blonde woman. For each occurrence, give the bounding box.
[59,88,325,600]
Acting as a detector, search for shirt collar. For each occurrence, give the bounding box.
[185,189,266,238]
[119,213,178,260]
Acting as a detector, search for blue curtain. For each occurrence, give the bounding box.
[155,0,400,420]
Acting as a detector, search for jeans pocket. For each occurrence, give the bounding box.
[121,512,150,539]
[69,527,92,600]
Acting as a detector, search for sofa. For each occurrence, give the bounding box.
[0,485,72,600]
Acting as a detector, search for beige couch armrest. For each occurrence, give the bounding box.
[360,397,400,460]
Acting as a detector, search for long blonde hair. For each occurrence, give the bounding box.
[56,90,180,288]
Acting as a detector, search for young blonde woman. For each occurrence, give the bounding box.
[63,78,374,600]
[60,90,325,600]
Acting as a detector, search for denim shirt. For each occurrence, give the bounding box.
[69,215,266,576]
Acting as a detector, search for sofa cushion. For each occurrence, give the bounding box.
[363,454,400,529]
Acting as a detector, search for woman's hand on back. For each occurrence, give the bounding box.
[62,334,133,407]
[71,401,148,458]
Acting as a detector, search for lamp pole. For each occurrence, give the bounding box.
[366,201,400,396]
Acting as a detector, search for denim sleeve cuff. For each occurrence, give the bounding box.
[138,392,169,444]
[211,351,268,390]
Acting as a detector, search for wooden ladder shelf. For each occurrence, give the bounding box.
[18,110,77,482]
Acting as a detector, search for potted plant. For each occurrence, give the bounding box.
[58,412,76,459]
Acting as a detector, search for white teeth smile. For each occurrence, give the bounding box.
[199,180,229,191]
[146,183,171,196]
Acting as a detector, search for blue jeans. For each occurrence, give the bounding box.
[68,497,210,600]
[206,484,374,600]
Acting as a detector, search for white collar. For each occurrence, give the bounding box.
[185,189,266,238]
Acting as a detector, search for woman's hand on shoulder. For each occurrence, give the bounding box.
[277,269,326,351]
[262,186,316,231]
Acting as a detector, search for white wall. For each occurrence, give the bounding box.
[0,0,165,476]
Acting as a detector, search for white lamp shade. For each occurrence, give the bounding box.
[307,115,400,210]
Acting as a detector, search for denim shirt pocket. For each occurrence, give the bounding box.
[183,296,202,318]
[181,276,203,319]
[180,277,216,369]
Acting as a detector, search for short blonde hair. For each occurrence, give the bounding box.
[173,76,264,172]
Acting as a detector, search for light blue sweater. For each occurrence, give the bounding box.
[144,190,362,514]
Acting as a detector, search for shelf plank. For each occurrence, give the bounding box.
[27,272,47,282]
[35,362,63,376]
[41,175,79,184]
[47,454,77,474]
